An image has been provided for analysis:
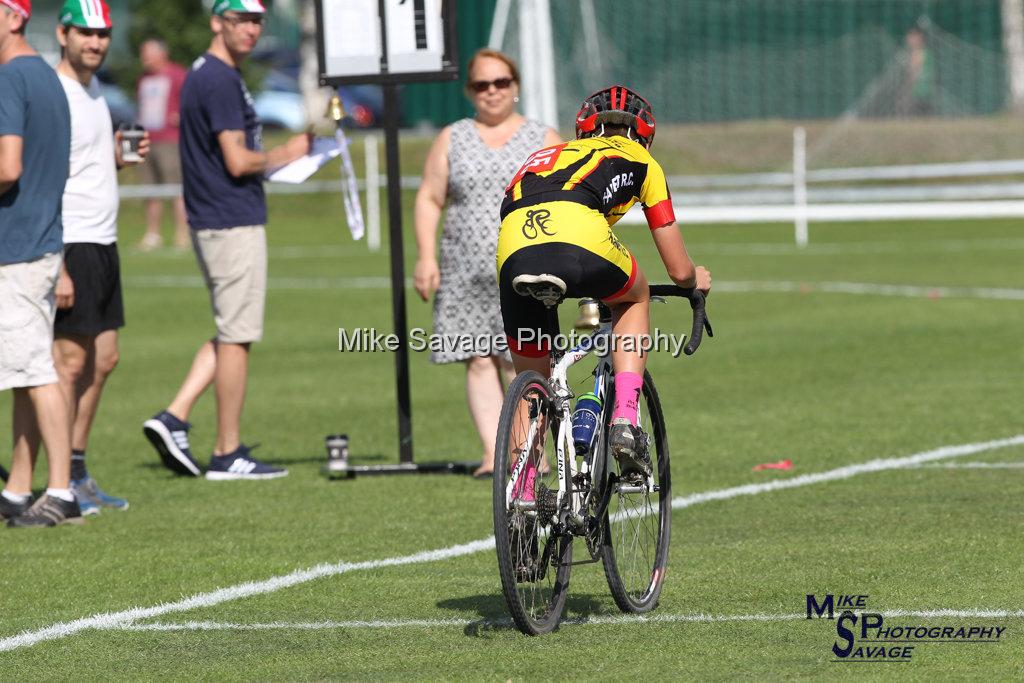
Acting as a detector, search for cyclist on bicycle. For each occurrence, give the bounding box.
[497,85,711,477]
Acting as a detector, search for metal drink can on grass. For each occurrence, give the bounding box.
[325,434,349,472]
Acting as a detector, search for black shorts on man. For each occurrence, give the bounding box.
[54,243,125,336]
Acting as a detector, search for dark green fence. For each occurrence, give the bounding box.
[56,1,1009,126]
[508,0,1011,124]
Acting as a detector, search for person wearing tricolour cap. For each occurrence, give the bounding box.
[0,0,28,22]
[0,0,80,526]
[143,0,310,480]
[59,0,111,29]
[48,0,150,516]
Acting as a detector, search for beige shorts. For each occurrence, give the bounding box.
[138,141,182,186]
[192,225,267,344]
[0,253,61,391]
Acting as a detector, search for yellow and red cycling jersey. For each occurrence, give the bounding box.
[499,135,675,230]
[496,135,675,356]
[496,135,674,278]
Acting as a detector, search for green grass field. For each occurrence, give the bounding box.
[0,188,1022,680]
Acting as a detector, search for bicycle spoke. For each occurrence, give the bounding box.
[493,372,571,635]
[602,371,671,613]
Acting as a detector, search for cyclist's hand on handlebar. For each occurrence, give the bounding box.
[413,258,440,301]
[695,266,711,294]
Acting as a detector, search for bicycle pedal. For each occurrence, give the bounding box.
[565,557,601,567]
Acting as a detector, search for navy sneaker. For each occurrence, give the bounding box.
[143,411,202,476]
[72,476,128,512]
[205,444,288,481]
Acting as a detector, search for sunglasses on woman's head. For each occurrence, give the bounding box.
[470,77,514,94]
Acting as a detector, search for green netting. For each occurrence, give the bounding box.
[498,0,1007,124]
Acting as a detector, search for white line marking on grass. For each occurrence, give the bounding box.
[108,614,812,631]
[670,435,1024,511]
[2,434,1021,652]
[0,538,493,653]
[125,275,1024,301]
[129,239,1024,261]
[118,608,1024,633]
[694,238,1024,256]
[713,281,1024,301]
[125,275,396,290]
[907,461,1024,469]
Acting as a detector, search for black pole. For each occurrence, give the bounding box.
[383,83,414,464]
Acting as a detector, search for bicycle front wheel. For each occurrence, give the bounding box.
[493,370,572,635]
[600,370,671,613]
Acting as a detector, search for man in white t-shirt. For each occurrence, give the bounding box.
[46,0,149,514]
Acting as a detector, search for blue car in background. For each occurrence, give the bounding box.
[254,70,383,130]
[252,48,384,130]
[94,53,383,133]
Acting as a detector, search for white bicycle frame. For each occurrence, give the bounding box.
[504,321,614,526]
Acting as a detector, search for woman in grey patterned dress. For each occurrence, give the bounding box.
[414,49,560,477]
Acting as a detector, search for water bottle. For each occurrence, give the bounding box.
[571,392,603,456]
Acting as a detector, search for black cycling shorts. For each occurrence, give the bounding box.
[498,242,636,357]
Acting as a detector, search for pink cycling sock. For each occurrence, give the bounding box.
[612,372,644,426]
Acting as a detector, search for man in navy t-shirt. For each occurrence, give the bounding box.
[143,0,310,480]
[0,0,82,526]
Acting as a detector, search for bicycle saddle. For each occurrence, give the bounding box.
[512,274,567,308]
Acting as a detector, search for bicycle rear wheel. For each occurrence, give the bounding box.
[600,370,671,613]
[493,370,572,635]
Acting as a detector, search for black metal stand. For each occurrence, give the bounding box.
[329,84,477,478]
[313,0,465,478]
[383,83,414,465]
[326,460,480,479]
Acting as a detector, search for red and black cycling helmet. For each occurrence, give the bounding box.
[575,85,656,147]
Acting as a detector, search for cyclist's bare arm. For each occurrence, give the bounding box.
[650,221,711,292]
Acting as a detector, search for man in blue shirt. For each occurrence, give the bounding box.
[144,0,309,480]
[0,0,82,526]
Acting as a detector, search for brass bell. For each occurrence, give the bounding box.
[327,94,346,123]
[574,298,601,330]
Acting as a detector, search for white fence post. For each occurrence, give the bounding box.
[519,0,559,128]
[488,0,512,49]
[365,133,381,252]
[1002,0,1024,114]
[793,126,809,247]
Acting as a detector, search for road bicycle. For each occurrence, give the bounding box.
[492,277,712,635]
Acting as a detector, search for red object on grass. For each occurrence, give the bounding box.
[753,459,793,471]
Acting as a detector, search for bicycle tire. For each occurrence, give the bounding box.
[600,370,671,613]
[493,370,572,636]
